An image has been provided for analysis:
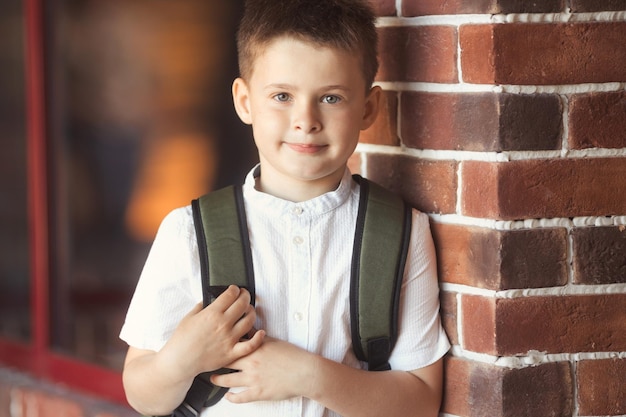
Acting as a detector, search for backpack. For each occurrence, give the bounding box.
[163,175,412,417]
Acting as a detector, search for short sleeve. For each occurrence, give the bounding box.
[388,210,450,371]
[119,206,203,352]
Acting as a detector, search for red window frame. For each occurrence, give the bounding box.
[0,0,126,405]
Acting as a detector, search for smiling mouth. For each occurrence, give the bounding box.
[285,143,328,154]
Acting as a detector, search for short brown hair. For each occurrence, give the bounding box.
[236,0,379,88]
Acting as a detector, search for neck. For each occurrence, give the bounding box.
[254,167,345,202]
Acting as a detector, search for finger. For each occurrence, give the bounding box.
[211,368,244,389]
[223,288,253,321]
[232,304,257,336]
[224,388,257,404]
[237,329,265,355]
[206,285,241,312]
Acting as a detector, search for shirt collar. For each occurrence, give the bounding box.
[242,165,356,217]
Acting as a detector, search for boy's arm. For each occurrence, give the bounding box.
[122,286,264,416]
[123,346,194,415]
[212,336,443,417]
[311,353,443,417]
[309,353,443,417]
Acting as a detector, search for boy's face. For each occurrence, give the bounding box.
[232,36,380,196]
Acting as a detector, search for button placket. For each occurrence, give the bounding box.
[288,204,310,349]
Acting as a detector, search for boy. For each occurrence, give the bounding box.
[120,0,450,416]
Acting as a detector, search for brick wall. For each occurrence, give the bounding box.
[357,1,626,416]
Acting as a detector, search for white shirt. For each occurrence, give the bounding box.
[120,167,450,417]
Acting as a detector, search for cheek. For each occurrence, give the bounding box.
[251,112,285,140]
[259,112,282,128]
[334,111,366,140]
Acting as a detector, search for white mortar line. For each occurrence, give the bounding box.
[355,142,626,161]
[360,149,368,176]
[442,283,496,298]
[374,81,626,94]
[377,15,492,27]
[395,91,404,147]
[566,221,576,286]
[560,93,571,153]
[455,162,464,216]
[377,11,626,27]
[456,292,465,352]
[441,282,626,298]
[571,361,580,417]
[455,20,464,84]
[450,345,626,369]
[433,214,626,229]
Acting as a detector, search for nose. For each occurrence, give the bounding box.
[292,100,322,133]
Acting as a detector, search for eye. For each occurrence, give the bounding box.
[273,93,290,102]
[322,95,341,104]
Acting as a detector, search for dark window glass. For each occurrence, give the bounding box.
[47,0,255,369]
[0,0,29,342]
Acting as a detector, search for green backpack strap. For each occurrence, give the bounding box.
[350,175,412,371]
[162,186,254,417]
[192,185,255,306]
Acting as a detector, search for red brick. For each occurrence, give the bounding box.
[462,295,497,354]
[347,153,362,175]
[432,223,502,289]
[461,23,626,85]
[443,357,573,417]
[569,91,626,149]
[359,90,399,146]
[461,158,626,220]
[377,26,458,83]
[499,228,568,289]
[443,357,502,417]
[366,154,457,213]
[402,92,498,151]
[401,92,562,151]
[372,0,396,16]
[577,359,626,416]
[501,362,573,417]
[497,93,563,151]
[462,294,626,355]
[431,223,568,290]
[440,291,458,345]
[572,225,626,285]
[571,0,626,11]
[460,25,497,84]
[496,0,564,12]
[403,0,497,16]
[461,161,499,218]
[403,0,563,15]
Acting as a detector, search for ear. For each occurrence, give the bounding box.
[232,77,252,125]
[360,85,382,131]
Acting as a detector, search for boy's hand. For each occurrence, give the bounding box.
[210,336,316,403]
[159,285,265,382]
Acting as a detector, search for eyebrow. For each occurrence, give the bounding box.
[264,83,352,92]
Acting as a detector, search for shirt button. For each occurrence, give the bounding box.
[292,206,303,215]
[293,236,304,245]
[293,312,304,321]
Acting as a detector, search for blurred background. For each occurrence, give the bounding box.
[1,0,256,371]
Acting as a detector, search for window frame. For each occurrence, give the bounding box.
[0,0,126,405]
